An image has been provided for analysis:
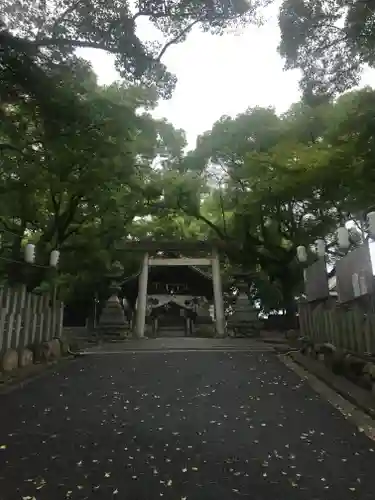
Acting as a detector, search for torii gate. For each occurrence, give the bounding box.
[120,241,226,338]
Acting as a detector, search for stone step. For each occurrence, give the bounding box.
[158,326,185,331]
[157,327,186,337]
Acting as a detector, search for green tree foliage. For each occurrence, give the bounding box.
[278,0,375,99]
[163,88,375,314]
[1,0,267,101]
[0,58,188,294]
[3,61,375,313]
[3,0,375,318]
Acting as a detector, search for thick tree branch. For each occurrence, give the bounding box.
[156,19,201,61]
[194,211,228,240]
[31,37,120,54]
[0,143,22,154]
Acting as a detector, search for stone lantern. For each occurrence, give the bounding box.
[98,261,127,338]
[227,278,261,337]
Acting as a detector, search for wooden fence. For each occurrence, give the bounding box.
[299,294,375,354]
[0,285,64,354]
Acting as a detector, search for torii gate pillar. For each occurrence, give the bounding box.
[212,247,225,337]
[134,253,149,338]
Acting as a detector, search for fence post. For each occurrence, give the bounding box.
[331,308,339,347]
[50,292,57,339]
[327,309,333,345]
[344,309,351,350]
[298,303,305,337]
[20,289,33,349]
[42,293,52,341]
[13,285,26,350]
[311,304,318,343]
[0,287,10,353]
[0,285,65,352]
[55,301,64,338]
[323,305,330,344]
[7,288,19,350]
[367,314,375,354]
[36,294,45,344]
[349,310,357,351]
[0,286,3,352]
[354,306,365,353]
[29,294,38,345]
[317,304,324,343]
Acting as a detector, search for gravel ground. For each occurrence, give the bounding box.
[1,351,375,500]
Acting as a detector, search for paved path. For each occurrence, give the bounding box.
[1,351,375,499]
[85,337,277,352]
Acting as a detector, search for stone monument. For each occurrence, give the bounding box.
[98,261,127,338]
[227,280,261,337]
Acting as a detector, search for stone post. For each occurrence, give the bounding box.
[212,247,225,337]
[135,253,149,338]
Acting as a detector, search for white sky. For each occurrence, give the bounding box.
[77,4,375,150]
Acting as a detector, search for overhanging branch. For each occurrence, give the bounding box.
[156,19,201,61]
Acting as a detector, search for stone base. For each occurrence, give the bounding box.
[58,338,71,355]
[31,343,49,363]
[98,295,127,337]
[228,325,261,338]
[1,349,19,372]
[19,348,34,367]
[228,293,261,337]
[48,339,61,359]
[97,326,128,338]
[195,324,215,338]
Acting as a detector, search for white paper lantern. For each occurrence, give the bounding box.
[337,226,350,249]
[315,239,326,258]
[24,243,36,264]
[368,212,375,236]
[49,249,60,267]
[297,245,307,263]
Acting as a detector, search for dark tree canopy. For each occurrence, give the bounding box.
[2,0,375,317]
[278,0,375,100]
[1,0,268,100]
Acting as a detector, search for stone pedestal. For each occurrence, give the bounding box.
[196,306,212,322]
[98,295,127,338]
[228,282,261,337]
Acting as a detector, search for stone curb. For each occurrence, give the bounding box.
[289,351,375,419]
[82,348,276,354]
[0,356,75,395]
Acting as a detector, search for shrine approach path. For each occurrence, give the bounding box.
[1,346,375,499]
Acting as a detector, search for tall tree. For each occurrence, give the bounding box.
[1,0,268,101]
[278,0,375,99]
[180,101,353,313]
[0,60,188,291]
